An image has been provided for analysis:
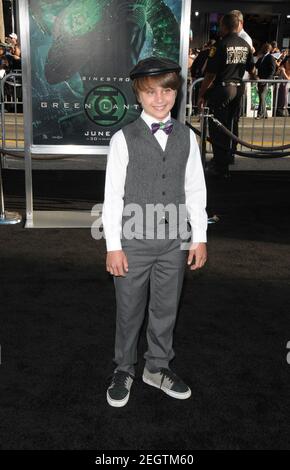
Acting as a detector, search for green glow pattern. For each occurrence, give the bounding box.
[29,0,182,146]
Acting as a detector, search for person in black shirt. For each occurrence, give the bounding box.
[255,43,276,119]
[190,40,215,115]
[191,40,216,81]
[198,13,256,177]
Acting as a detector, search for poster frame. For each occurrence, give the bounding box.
[18,0,192,227]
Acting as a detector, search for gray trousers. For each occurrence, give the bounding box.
[113,236,187,376]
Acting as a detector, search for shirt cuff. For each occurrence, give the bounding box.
[191,230,207,243]
[105,236,122,252]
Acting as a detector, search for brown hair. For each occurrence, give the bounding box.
[261,42,272,54]
[221,13,240,33]
[132,71,181,98]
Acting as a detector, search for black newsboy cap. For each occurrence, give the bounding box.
[130,56,181,80]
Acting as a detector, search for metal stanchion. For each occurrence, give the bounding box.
[0,153,22,225]
[199,106,208,169]
[199,107,219,225]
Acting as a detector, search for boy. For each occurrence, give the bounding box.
[102,56,207,407]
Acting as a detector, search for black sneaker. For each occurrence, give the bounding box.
[106,371,134,407]
[142,367,191,399]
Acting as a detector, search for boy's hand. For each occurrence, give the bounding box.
[106,250,129,277]
[187,242,207,270]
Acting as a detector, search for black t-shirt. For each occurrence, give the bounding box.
[191,49,209,78]
[206,33,254,84]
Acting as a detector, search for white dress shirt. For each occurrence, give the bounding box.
[238,29,254,80]
[102,110,207,251]
[238,28,253,48]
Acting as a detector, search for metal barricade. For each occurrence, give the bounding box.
[188,78,290,161]
[0,71,23,224]
[186,77,204,119]
[239,79,290,154]
[0,71,24,152]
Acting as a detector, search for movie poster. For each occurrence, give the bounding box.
[28,0,183,147]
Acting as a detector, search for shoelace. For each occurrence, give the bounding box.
[109,371,131,388]
[159,368,179,387]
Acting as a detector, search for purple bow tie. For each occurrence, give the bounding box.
[151,121,173,135]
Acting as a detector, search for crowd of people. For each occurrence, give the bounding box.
[0,33,21,76]
[0,33,22,109]
[188,18,290,118]
[186,10,290,179]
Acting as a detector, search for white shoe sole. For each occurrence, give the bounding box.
[106,390,130,407]
[142,376,191,400]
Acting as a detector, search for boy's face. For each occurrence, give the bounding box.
[137,79,177,121]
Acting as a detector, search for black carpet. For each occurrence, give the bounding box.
[1,169,290,450]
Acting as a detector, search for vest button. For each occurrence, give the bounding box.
[163,157,166,162]
[162,191,166,196]
[162,174,165,179]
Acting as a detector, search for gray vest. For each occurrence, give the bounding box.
[121,117,191,240]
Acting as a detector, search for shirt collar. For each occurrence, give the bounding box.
[141,110,171,129]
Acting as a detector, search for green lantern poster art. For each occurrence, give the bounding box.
[29,0,182,146]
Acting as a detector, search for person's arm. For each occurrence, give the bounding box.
[249,68,258,80]
[190,51,203,79]
[184,130,207,270]
[270,55,277,76]
[197,72,216,110]
[246,49,258,80]
[102,131,129,276]
[197,44,222,110]
[278,66,287,79]
[255,57,261,74]
[263,55,277,78]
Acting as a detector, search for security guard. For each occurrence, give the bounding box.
[198,12,256,177]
